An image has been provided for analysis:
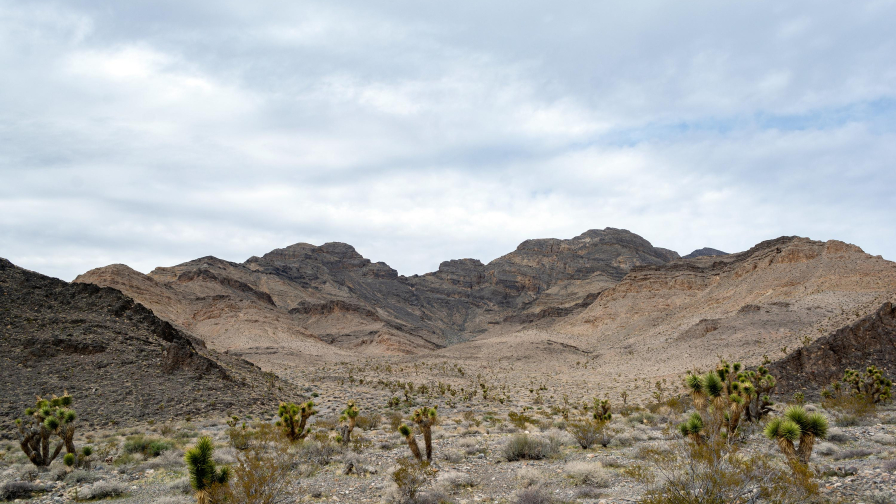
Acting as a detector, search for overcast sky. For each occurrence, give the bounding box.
[2,0,895,281]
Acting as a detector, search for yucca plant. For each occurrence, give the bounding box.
[764,417,802,466]
[678,412,705,444]
[185,436,230,504]
[339,400,360,445]
[783,406,828,465]
[412,406,437,462]
[397,424,423,462]
[592,398,612,422]
[842,366,892,404]
[16,393,78,467]
[277,400,317,441]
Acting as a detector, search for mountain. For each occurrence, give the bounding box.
[75,228,677,356]
[770,301,896,397]
[71,229,896,396]
[430,236,896,401]
[0,258,299,435]
[683,247,728,259]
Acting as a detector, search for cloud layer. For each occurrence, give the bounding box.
[2,0,895,280]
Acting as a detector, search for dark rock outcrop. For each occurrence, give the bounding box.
[0,258,299,435]
[769,302,896,396]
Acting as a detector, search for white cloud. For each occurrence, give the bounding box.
[0,0,894,280]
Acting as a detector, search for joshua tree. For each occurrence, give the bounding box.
[397,424,423,462]
[277,401,317,441]
[678,412,705,444]
[16,393,78,467]
[681,361,777,444]
[339,400,360,445]
[412,406,437,463]
[764,417,802,466]
[592,398,612,422]
[185,436,230,504]
[783,406,829,465]
[80,446,93,470]
[842,366,892,404]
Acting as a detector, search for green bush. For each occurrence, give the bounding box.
[123,435,173,458]
[503,434,558,461]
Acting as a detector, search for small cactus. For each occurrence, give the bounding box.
[277,401,317,441]
[185,436,230,504]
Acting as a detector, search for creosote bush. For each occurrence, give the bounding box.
[503,434,558,461]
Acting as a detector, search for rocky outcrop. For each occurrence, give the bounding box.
[0,258,300,435]
[77,228,679,353]
[683,247,728,259]
[769,302,896,396]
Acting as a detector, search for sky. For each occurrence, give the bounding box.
[1,0,895,281]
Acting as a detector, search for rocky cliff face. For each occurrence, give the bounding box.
[75,228,678,354]
[0,258,300,435]
[769,301,896,396]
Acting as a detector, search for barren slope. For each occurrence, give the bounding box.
[0,258,300,435]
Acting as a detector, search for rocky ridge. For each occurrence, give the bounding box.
[770,300,896,396]
[75,228,676,355]
[0,258,299,436]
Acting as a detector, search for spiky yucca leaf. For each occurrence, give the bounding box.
[704,372,724,398]
[685,373,703,394]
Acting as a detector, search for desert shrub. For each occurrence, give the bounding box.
[515,488,553,504]
[883,459,896,472]
[123,435,173,458]
[166,477,192,495]
[563,461,610,487]
[139,448,186,470]
[826,428,850,443]
[388,412,404,432]
[832,448,876,460]
[74,481,128,501]
[628,437,819,504]
[391,457,436,504]
[503,434,558,461]
[225,418,251,451]
[814,442,837,456]
[508,411,536,429]
[64,469,101,485]
[219,424,296,504]
[515,467,543,488]
[436,470,476,493]
[301,439,340,466]
[569,420,611,449]
[0,481,37,501]
[356,414,381,431]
